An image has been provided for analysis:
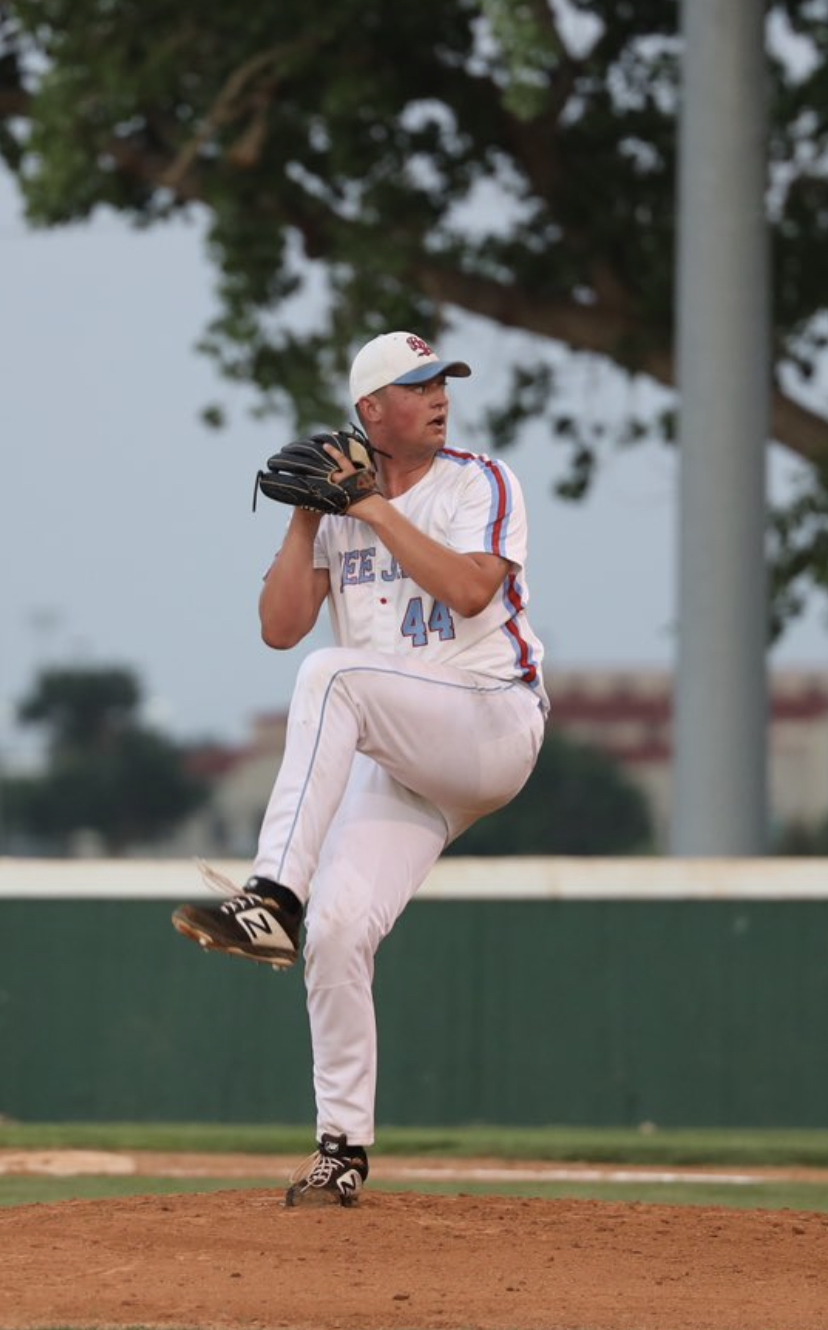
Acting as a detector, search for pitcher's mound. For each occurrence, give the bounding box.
[2,1187,828,1329]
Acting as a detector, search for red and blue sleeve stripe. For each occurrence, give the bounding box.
[442,449,512,555]
[501,573,539,685]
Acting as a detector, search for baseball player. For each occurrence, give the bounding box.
[173,330,549,1206]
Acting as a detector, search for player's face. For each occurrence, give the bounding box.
[378,374,450,450]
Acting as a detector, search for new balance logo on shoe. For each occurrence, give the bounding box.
[170,869,303,969]
[236,907,285,945]
[337,1168,362,1200]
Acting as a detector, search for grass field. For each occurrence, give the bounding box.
[4,1121,828,1213]
[5,1170,828,1213]
[7,1119,828,1163]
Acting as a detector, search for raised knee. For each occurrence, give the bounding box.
[295,646,350,691]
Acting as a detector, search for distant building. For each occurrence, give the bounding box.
[548,668,828,848]
[168,713,288,858]
[168,669,828,856]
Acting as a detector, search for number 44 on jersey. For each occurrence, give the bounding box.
[401,597,456,647]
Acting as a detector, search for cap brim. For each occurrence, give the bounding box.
[392,359,472,386]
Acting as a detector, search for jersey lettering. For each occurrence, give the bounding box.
[317,452,547,711]
[381,556,408,583]
[401,597,456,648]
[340,547,377,590]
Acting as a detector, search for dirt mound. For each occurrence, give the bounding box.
[2,1185,828,1329]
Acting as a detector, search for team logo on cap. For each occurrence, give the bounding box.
[406,335,434,358]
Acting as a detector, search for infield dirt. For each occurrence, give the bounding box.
[2,1154,828,1329]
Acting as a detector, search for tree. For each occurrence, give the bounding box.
[17,666,140,749]
[3,666,208,854]
[1,1,827,630]
[773,816,828,856]
[446,732,654,856]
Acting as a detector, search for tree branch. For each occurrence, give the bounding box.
[0,85,28,116]
[418,260,828,467]
[772,390,828,467]
[159,47,285,191]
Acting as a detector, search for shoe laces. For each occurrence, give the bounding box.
[291,1149,345,1188]
[195,859,268,918]
[195,858,242,899]
[220,893,270,917]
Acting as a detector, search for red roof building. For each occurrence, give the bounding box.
[548,668,828,847]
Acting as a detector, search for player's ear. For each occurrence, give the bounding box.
[357,393,383,425]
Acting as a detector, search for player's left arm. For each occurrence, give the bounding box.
[348,496,510,617]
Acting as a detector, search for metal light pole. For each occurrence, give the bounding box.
[672,0,770,854]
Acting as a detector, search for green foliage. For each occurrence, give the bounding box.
[447,731,653,856]
[3,666,207,853]
[0,0,684,436]
[478,0,564,119]
[773,814,828,855]
[767,459,828,641]
[3,2,828,626]
[17,666,140,752]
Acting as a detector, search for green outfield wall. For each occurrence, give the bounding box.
[2,857,828,1128]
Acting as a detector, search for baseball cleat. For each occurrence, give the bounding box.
[172,865,303,968]
[285,1134,369,1208]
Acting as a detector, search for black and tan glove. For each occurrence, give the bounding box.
[254,425,379,514]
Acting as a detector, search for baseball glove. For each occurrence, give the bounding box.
[254,425,380,515]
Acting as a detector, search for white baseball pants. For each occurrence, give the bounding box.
[253,646,545,1145]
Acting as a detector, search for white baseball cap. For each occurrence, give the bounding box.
[349,331,472,403]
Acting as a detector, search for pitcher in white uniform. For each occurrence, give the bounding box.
[173,330,549,1206]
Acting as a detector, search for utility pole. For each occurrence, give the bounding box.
[672,0,770,854]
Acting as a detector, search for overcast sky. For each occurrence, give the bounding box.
[1,169,825,760]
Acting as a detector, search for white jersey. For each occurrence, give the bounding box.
[313,447,549,714]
